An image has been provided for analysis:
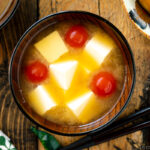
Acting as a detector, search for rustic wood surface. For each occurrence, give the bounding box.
[0,0,150,150]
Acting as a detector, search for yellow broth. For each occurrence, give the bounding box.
[19,21,125,125]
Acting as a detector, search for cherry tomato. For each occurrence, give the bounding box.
[90,72,116,97]
[65,25,88,48]
[24,61,48,83]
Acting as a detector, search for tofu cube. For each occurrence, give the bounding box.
[50,61,78,90]
[79,31,115,71]
[28,84,57,116]
[34,31,68,63]
[84,31,114,65]
[67,91,97,123]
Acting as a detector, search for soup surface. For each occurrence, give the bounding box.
[0,0,12,19]
[19,21,125,125]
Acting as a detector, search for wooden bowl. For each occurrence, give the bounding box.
[9,11,136,135]
[0,0,19,29]
[123,0,150,39]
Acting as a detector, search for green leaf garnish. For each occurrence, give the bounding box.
[31,126,61,150]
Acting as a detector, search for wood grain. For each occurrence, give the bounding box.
[10,11,135,136]
[38,0,149,150]
[0,0,149,149]
[100,0,150,124]
[98,0,150,149]
[39,0,100,18]
[0,0,18,27]
[0,0,38,149]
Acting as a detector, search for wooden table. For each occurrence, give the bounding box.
[0,0,150,149]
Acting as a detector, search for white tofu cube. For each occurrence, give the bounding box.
[50,61,78,90]
[67,91,105,123]
[67,92,94,119]
[84,31,114,65]
[28,85,57,116]
[34,31,68,63]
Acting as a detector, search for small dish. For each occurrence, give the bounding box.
[0,0,19,29]
[123,0,150,38]
[9,11,136,135]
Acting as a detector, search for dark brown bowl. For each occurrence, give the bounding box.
[9,11,136,135]
[0,0,19,29]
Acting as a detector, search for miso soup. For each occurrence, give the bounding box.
[19,21,125,125]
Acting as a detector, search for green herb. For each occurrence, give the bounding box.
[31,126,61,150]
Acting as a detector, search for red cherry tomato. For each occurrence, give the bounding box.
[65,25,88,48]
[24,61,48,83]
[90,72,116,97]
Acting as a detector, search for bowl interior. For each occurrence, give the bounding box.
[9,11,135,135]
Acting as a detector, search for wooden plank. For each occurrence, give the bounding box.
[39,0,100,18]
[0,0,148,149]
[100,0,150,149]
[38,0,150,150]
[0,0,38,149]
[38,0,100,149]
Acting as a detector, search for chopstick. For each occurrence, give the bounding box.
[59,107,150,150]
[74,120,150,150]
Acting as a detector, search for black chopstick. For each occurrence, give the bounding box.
[59,107,150,150]
[74,120,150,150]
[94,107,150,136]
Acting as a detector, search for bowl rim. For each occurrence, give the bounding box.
[0,0,20,29]
[9,10,136,136]
[122,0,150,39]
